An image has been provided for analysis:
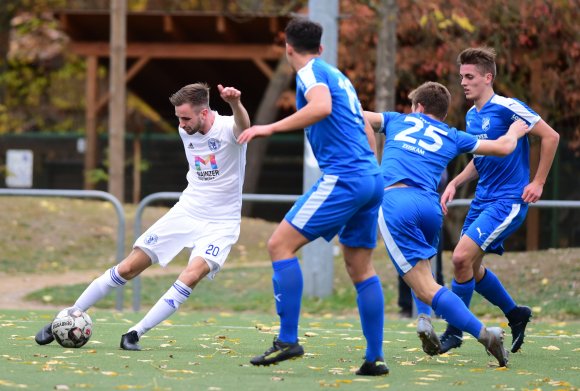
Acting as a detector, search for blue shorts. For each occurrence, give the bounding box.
[378,187,442,276]
[285,173,382,248]
[462,198,528,255]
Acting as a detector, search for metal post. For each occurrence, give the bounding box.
[302,0,339,297]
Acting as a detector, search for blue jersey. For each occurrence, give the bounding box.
[466,94,541,201]
[295,58,380,176]
[380,112,479,195]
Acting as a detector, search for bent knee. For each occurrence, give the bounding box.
[117,250,151,280]
[451,250,474,270]
[116,263,141,280]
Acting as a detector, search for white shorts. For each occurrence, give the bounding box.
[134,203,240,279]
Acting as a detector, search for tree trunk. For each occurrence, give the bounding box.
[373,0,397,161]
[242,56,294,216]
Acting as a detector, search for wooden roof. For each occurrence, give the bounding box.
[54,10,290,121]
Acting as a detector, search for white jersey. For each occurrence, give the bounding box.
[177,112,246,221]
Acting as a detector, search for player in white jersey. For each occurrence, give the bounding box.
[365,81,529,367]
[35,83,250,350]
[238,18,387,376]
[439,47,560,354]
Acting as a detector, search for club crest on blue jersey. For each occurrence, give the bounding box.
[511,114,522,122]
[208,138,221,151]
[144,234,158,245]
[482,117,491,131]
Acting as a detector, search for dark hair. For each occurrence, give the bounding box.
[169,83,210,107]
[284,17,322,54]
[408,81,451,120]
[457,47,497,80]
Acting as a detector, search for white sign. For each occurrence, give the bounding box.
[6,149,33,188]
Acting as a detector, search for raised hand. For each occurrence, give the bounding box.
[218,84,241,105]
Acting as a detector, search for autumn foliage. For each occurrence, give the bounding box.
[339,0,578,134]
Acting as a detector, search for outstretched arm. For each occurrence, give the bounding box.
[522,119,560,203]
[363,116,378,158]
[475,119,529,156]
[440,160,479,215]
[237,84,331,144]
[218,84,250,138]
[363,111,383,133]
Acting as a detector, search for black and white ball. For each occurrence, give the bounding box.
[51,307,93,348]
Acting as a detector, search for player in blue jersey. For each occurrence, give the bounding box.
[237,17,387,376]
[365,81,529,366]
[439,47,560,354]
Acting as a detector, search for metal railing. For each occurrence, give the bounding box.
[3,189,578,312]
[0,189,126,311]
[131,192,300,311]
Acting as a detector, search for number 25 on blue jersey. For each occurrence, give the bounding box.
[395,117,448,152]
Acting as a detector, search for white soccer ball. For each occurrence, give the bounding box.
[51,307,93,348]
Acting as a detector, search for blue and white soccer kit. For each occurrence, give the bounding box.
[463,94,541,254]
[285,58,382,248]
[273,58,384,362]
[377,112,479,276]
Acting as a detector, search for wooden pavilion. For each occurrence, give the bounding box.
[53,8,295,200]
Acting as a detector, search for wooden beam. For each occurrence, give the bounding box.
[163,14,186,40]
[269,17,279,34]
[84,55,98,190]
[252,58,274,79]
[163,14,174,34]
[216,15,226,33]
[96,56,150,114]
[69,42,284,60]
[108,0,127,202]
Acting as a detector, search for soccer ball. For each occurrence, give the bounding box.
[51,307,93,348]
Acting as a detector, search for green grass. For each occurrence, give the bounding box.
[1,309,578,390]
[3,197,579,319]
[26,253,578,319]
[25,262,398,315]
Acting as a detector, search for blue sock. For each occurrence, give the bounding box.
[451,278,475,308]
[475,268,517,314]
[411,289,432,316]
[432,287,483,339]
[272,257,303,344]
[355,275,384,362]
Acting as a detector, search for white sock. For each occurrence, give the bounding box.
[74,266,127,311]
[130,280,192,337]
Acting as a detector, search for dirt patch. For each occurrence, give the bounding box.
[0,265,185,310]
